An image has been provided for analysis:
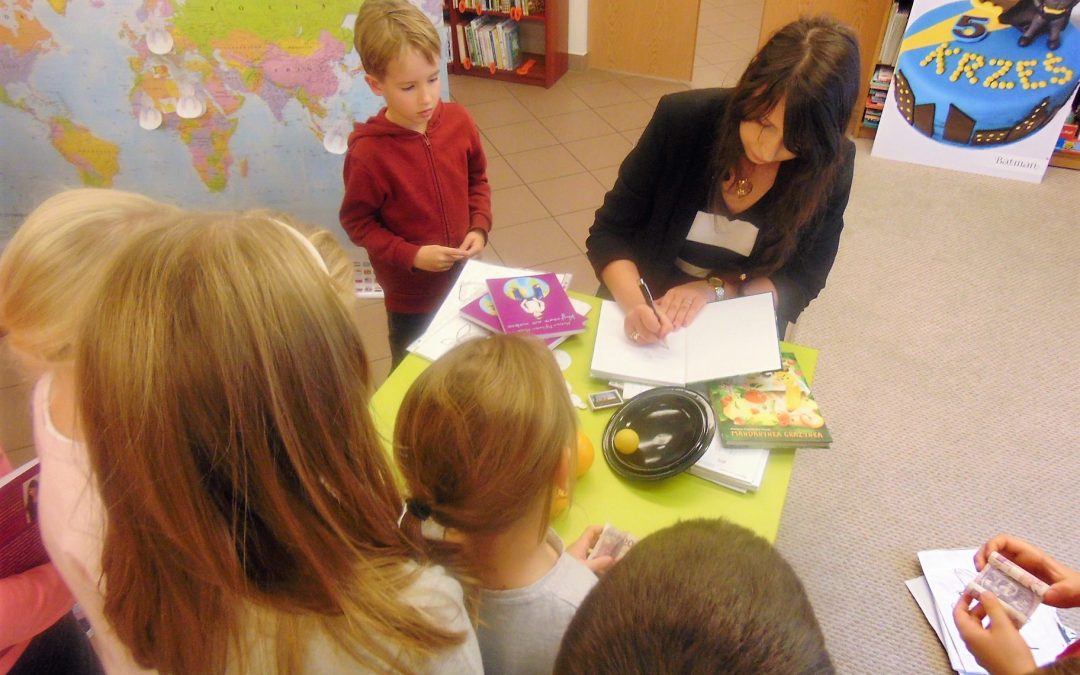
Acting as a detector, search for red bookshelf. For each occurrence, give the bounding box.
[445,1,568,88]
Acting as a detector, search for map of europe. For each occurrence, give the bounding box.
[0,0,447,234]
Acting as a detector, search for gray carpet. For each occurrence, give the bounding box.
[776,139,1080,673]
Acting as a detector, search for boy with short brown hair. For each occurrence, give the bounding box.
[554,519,834,674]
[341,0,491,365]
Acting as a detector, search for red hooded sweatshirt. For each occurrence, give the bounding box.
[339,101,492,314]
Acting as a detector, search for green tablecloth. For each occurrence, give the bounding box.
[370,293,817,543]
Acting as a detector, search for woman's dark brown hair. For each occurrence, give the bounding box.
[712,15,861,278]
[555,518,834,674]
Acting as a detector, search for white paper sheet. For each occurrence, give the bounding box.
[915,549,1069,674]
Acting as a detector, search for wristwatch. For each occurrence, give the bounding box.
[707,276,726,303]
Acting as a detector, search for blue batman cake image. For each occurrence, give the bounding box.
[893,0,1079,145]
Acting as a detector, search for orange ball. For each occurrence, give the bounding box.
[575,431,595,477]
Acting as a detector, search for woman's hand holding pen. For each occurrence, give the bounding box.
[624,303,672,345]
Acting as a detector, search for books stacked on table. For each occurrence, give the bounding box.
[462,272,587,338]
[459,272,589,346]
[410,260,590,362]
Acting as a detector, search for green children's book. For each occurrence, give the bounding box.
[707,351,832,449]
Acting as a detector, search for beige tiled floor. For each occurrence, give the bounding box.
[0,0,762,461]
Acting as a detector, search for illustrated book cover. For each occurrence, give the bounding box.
[484,273,587,338]
[0,458,48,578]
[707,351,831,449]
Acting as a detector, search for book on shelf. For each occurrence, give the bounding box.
[589,293,781,387]
[484,272,587,338]
[688,432,769,493]
[707,351,831,449]
[460,16,522,70]
[869,64,894,91]
[0,459,48,579]
[878,2,911,67]
[457,0,538,15]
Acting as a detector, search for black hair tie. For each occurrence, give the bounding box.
[406,498,432,521]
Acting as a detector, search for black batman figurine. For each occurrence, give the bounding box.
[1001,0,1080,50]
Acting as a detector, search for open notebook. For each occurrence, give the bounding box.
[589,293,782,387]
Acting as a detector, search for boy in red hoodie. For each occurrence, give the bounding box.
[340,0,492,366]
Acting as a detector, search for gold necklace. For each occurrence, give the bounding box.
[731,176,753,197]
[727,158,754,197]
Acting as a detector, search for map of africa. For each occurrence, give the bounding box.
[0,0,447,238]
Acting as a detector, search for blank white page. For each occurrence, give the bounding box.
[684,292,781,383]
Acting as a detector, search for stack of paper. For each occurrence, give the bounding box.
[907,549,1074,674]
[687,431,769,493]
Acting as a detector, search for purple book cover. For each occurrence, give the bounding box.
[459,293,503,332]
[0,459,48,578]
[485,273,586,338]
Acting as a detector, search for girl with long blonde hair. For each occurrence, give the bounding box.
[395,334,612,675]
[1,193,481,673]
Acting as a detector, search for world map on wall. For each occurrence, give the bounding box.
[0,0,446,234]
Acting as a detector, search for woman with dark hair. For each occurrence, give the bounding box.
[587,15,861,342]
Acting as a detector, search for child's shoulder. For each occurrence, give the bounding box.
[435,101,480,131]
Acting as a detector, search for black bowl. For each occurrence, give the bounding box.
[601,386,716,481]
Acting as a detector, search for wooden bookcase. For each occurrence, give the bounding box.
[445,1,568,88]
[759,0,1078,169]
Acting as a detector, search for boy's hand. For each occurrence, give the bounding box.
[414,245,468,272]
[460,229,486,257]
[975,534,1080,608]
[953,591,1036,675]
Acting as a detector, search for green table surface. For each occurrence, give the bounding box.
[370,292,817,544]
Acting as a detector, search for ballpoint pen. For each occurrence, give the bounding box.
[637,277,669,348]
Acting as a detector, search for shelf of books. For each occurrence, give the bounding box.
[860,0,911,135]
[445,0,568,88]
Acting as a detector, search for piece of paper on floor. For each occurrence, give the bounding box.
[916,549,1069,674]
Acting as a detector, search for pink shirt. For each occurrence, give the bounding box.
[32,374,153,674]
[0,448,75,673]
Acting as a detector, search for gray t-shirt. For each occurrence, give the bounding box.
[477,530,598,675]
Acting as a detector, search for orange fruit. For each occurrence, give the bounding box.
[576,431,595,477]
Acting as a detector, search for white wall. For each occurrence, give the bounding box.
[568,0,587,55]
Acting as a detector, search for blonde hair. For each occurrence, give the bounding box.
[242,208,358,314]
[395,334,578,543]
[75,212,462,674]
[354,0,440,79]
[0,188,177,365]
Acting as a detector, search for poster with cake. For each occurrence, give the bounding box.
[872,0,1080,182]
